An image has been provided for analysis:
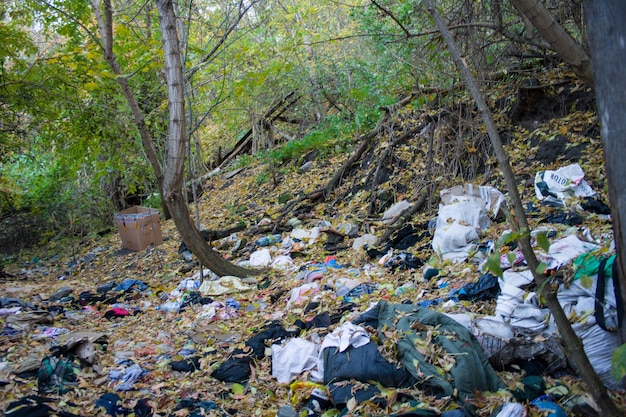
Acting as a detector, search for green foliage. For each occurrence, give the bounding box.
[536,232,551,252]
[2,151,113,235]
[143,193,162,209]
[612,344,626,383]
[485,253,503,277]
[268,114,353,164]
[255,171,269,185]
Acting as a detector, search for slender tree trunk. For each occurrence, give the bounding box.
[89,0,171,219]
[509,0,594,87]
[157,0,258,278]
[585,0,626,339]
[422,1,622,415]
[91,0,256,277]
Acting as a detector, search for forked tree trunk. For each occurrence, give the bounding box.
[422,1,622,415]
[157,0,258,278]
[91,0,257,277]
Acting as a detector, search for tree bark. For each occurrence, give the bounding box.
[509,0,594,87]
[156,0,258,278]
[585,0,626,339]
[423,1,622,415]
[89,0,170,219]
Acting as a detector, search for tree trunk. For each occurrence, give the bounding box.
[585,0,626,339]
[91,0,257,277]
[510,0,594,87]
[156,0,258,278]
[89,0,170,219]
[422,1,622,415]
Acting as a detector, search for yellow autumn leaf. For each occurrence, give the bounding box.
[347,397,357,411]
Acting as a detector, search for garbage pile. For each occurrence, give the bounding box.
[0,163,622,416]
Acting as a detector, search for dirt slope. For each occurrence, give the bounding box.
[1,69,623,416]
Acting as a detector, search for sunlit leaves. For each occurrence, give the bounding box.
[612,344,626,383]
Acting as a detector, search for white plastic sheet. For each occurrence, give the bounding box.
[198,276,255,296]
[432,198,490,262]
[249,248,272,267]
[542,235,598,270]
[534,163,595,204]
[271,338,320,384]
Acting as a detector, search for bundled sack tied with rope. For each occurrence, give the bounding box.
[556,252,624,389]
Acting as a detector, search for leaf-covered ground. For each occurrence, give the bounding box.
[1,69,625,416]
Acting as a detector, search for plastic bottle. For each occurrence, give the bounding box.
[394,281,416,296]
[276,405,298,417]
[255,234,282,246]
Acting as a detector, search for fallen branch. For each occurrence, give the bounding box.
[217,92,300,169]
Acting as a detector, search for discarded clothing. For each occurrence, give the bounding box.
[319,322,370,353]
[343,283,375,298]
[110,364,146,391]
[75,291,108,306]
[285,283,320,310]
[271,338,320,384]
[304,312,332,329]
[0,297,34,309]
[389,224,429,251]
[1,325,23,338]
[458,273,501,302]
[96,393,153,417]
[170,356,200,372]
[32,327,69,339]
[104,308,132,320]
[49,287,72,302]
[113,279,148,293]
[246,321,298,359]
[581,196,610,215]
[211,350,253,383]
[541,211,583,226]
[329,382,386,408]
[384,252,424,272]
[37,356,78,394]
[180,291,213,308]
[358,301,505,401]
[323,340,417,388]
[213,321,301,383]
[97,281,117,293]
[199,276,255,296]
[169,399,219,417]
[5,395,80,417]
[96,393,128,416]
